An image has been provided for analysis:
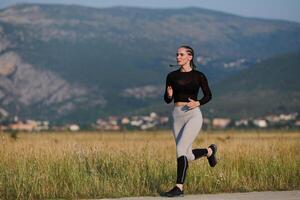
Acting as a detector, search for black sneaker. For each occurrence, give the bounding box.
[207,144,217,167]
[163,186,184,197]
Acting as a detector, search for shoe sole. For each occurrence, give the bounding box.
[165,194,184,197]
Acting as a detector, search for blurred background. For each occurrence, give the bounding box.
[0,0,299,131]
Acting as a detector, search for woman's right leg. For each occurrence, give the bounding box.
[163,108,187,196]
[172,112,189,187]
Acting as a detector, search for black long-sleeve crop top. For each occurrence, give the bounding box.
[164,69,212,105]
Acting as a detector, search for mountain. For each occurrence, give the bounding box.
[0,4,299,124]
[207,52,300,119]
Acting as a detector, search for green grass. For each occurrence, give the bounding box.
[0,130,299,199]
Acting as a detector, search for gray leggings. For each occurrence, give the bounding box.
[172,105,203,161]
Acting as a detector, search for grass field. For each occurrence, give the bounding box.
[0,130,299,199]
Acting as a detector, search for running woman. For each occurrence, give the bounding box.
[163,46,217,197]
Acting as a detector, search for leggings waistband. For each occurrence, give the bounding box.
[172,105,201,116]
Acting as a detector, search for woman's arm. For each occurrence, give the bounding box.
[164,74,173,104]
[198,73,212,106]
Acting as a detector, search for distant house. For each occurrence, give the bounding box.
[96,118,107,127]
[212,118,231,129]
[141,123,155,130]
[253,119,268,128]
[9,121,37,131]
[235,119,249,127]
[69,124,80,132]
[108,116,118,126]
[95,117,121,131]
[8,120,49,132]
[104,124,120,131]
[150,112,157,119]
[294,120,300,126]
[278,113,298,121]
[266,113,298,123]
[121,117,130,125]
[159,117,169,124]
[266,115,281,123]
[130,119,143,127]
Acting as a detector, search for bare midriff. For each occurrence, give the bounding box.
[175,102,189,106]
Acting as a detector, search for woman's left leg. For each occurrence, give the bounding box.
[177,108,203,161]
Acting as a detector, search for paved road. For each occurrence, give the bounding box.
[97,190,300,200]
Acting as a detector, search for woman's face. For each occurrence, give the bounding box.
[176,47,192,67]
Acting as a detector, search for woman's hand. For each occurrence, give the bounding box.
[167,86,173,98]
[187,98,200,109]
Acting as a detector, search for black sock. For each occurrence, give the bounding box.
[192,148,208,160]
[176,156,188,184]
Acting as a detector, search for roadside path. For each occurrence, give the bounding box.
[96,190,300,200]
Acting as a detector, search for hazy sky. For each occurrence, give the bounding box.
[1,0,300,23]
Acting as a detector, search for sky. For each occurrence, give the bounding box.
[0,0,300,23]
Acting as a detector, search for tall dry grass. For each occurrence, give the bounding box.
[0,130,299,199]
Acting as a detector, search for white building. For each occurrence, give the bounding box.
[253,119,268,128]
[69,124,80,131]
[212,118,231,129]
